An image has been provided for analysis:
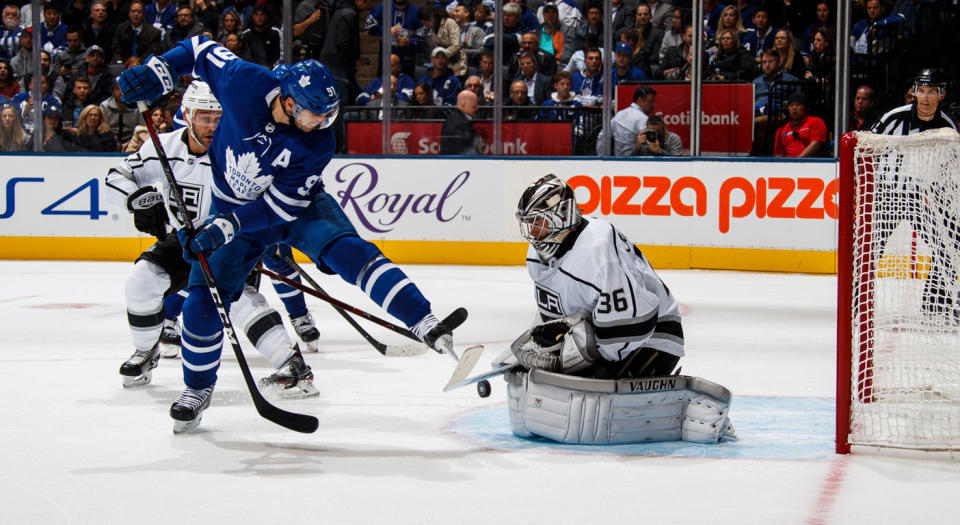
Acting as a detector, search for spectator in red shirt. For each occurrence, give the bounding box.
[773,92,827,157]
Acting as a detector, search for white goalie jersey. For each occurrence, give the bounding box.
[526,217,684,362]
[104,129,213,229]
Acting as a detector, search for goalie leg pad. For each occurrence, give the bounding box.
[507,370,733,445]
[682,393,735,444]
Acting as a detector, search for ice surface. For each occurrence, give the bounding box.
[2,261,959,524]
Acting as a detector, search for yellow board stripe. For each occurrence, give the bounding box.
[0,236,839,273]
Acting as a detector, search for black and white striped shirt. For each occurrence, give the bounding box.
[872,103,957,136]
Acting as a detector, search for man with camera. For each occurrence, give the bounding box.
[633,115,681,156]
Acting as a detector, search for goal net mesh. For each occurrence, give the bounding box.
[848,128,960,450]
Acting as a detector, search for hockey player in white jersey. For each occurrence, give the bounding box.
[512,174,683,379]
[105,81,318,399]
[500,175,734,445]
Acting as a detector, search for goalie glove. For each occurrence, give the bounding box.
[126,186,168,238]
[530,318,571,347]
[511,327,562,371]
[117,55,175,105]
[557,313,599,374]
[512,312,600,373]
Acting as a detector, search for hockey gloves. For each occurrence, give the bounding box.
[531,318,572,347]
[118,55,175,105]
[126,187,168,239]
[179,213,239,261]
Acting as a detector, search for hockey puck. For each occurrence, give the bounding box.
[477,380,491,398]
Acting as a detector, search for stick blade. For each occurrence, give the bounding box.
[384,342,431,357]
[443,345,484,391]
[444,363,522,392]
[253,400,319,433]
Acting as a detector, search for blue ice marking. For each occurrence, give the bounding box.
[451,396,835,461]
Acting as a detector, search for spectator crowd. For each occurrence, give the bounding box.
[1,0,957,156]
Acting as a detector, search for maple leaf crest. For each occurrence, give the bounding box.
[224,146,271,199]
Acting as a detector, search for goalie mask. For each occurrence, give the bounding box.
[517,174,582,260]
[181,81,221,147]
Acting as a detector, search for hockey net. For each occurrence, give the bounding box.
[837,128,960,454]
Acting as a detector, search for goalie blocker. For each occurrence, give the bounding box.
[506,369,736,445]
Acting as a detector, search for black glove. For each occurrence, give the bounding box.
[127,186,168,238]
[531,319,571,347]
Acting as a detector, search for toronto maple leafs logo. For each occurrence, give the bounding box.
[299,75,311,88]
[224,146,273,200]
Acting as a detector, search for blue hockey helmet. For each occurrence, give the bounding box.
[278,60,340,129]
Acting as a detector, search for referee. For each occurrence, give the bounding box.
[873,68,956,135]
[872,68,959,321]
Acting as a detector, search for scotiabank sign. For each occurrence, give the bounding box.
[347,121,572,155]
[616,83,754,154]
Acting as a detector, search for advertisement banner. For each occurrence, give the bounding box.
[0,155,838,271]
[346,121,573,155]
[616,83,755,154]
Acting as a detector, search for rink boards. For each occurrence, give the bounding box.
[0,154,838,273]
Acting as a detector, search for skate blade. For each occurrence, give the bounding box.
[121,370,153,388]
[158,342,180,358]
[173,416,202,434]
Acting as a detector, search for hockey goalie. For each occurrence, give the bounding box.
[501,174,737,445]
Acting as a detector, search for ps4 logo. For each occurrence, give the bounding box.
[0,177,107,220]
[535,285,564,316]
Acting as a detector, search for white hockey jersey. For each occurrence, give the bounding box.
[104,129,213,230]
[526,217,684,362]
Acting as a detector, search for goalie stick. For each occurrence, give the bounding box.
[444,362,521,392]
[274,251,429,357]
[136,101,318,434]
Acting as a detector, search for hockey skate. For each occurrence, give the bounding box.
[290,312,320,352]
[119,344,160,387]
[257,345,319,399]
[158,318,181,358]
[413,313,455,355]
[170,384,215,434]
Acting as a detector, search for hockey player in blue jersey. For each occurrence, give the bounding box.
[117,36,458,431]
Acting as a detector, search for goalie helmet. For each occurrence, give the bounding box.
[912,68,947,93]
[516,174,582,260]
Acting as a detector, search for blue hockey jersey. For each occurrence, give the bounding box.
[160,36,336,233]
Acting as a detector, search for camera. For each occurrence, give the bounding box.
[644,130,658,142]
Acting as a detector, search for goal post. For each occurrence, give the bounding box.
[837,128,960,455]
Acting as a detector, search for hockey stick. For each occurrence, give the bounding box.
[137,101,318,434]
[274,251,429,357]
[256,266,470,345]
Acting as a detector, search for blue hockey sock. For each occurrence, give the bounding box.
[261,251,308,318]
[180,287,224,390]
[321,236,431,327]
[163,291,187,320]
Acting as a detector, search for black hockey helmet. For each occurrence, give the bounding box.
[913,68,947,93]
[516,174,582,259]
